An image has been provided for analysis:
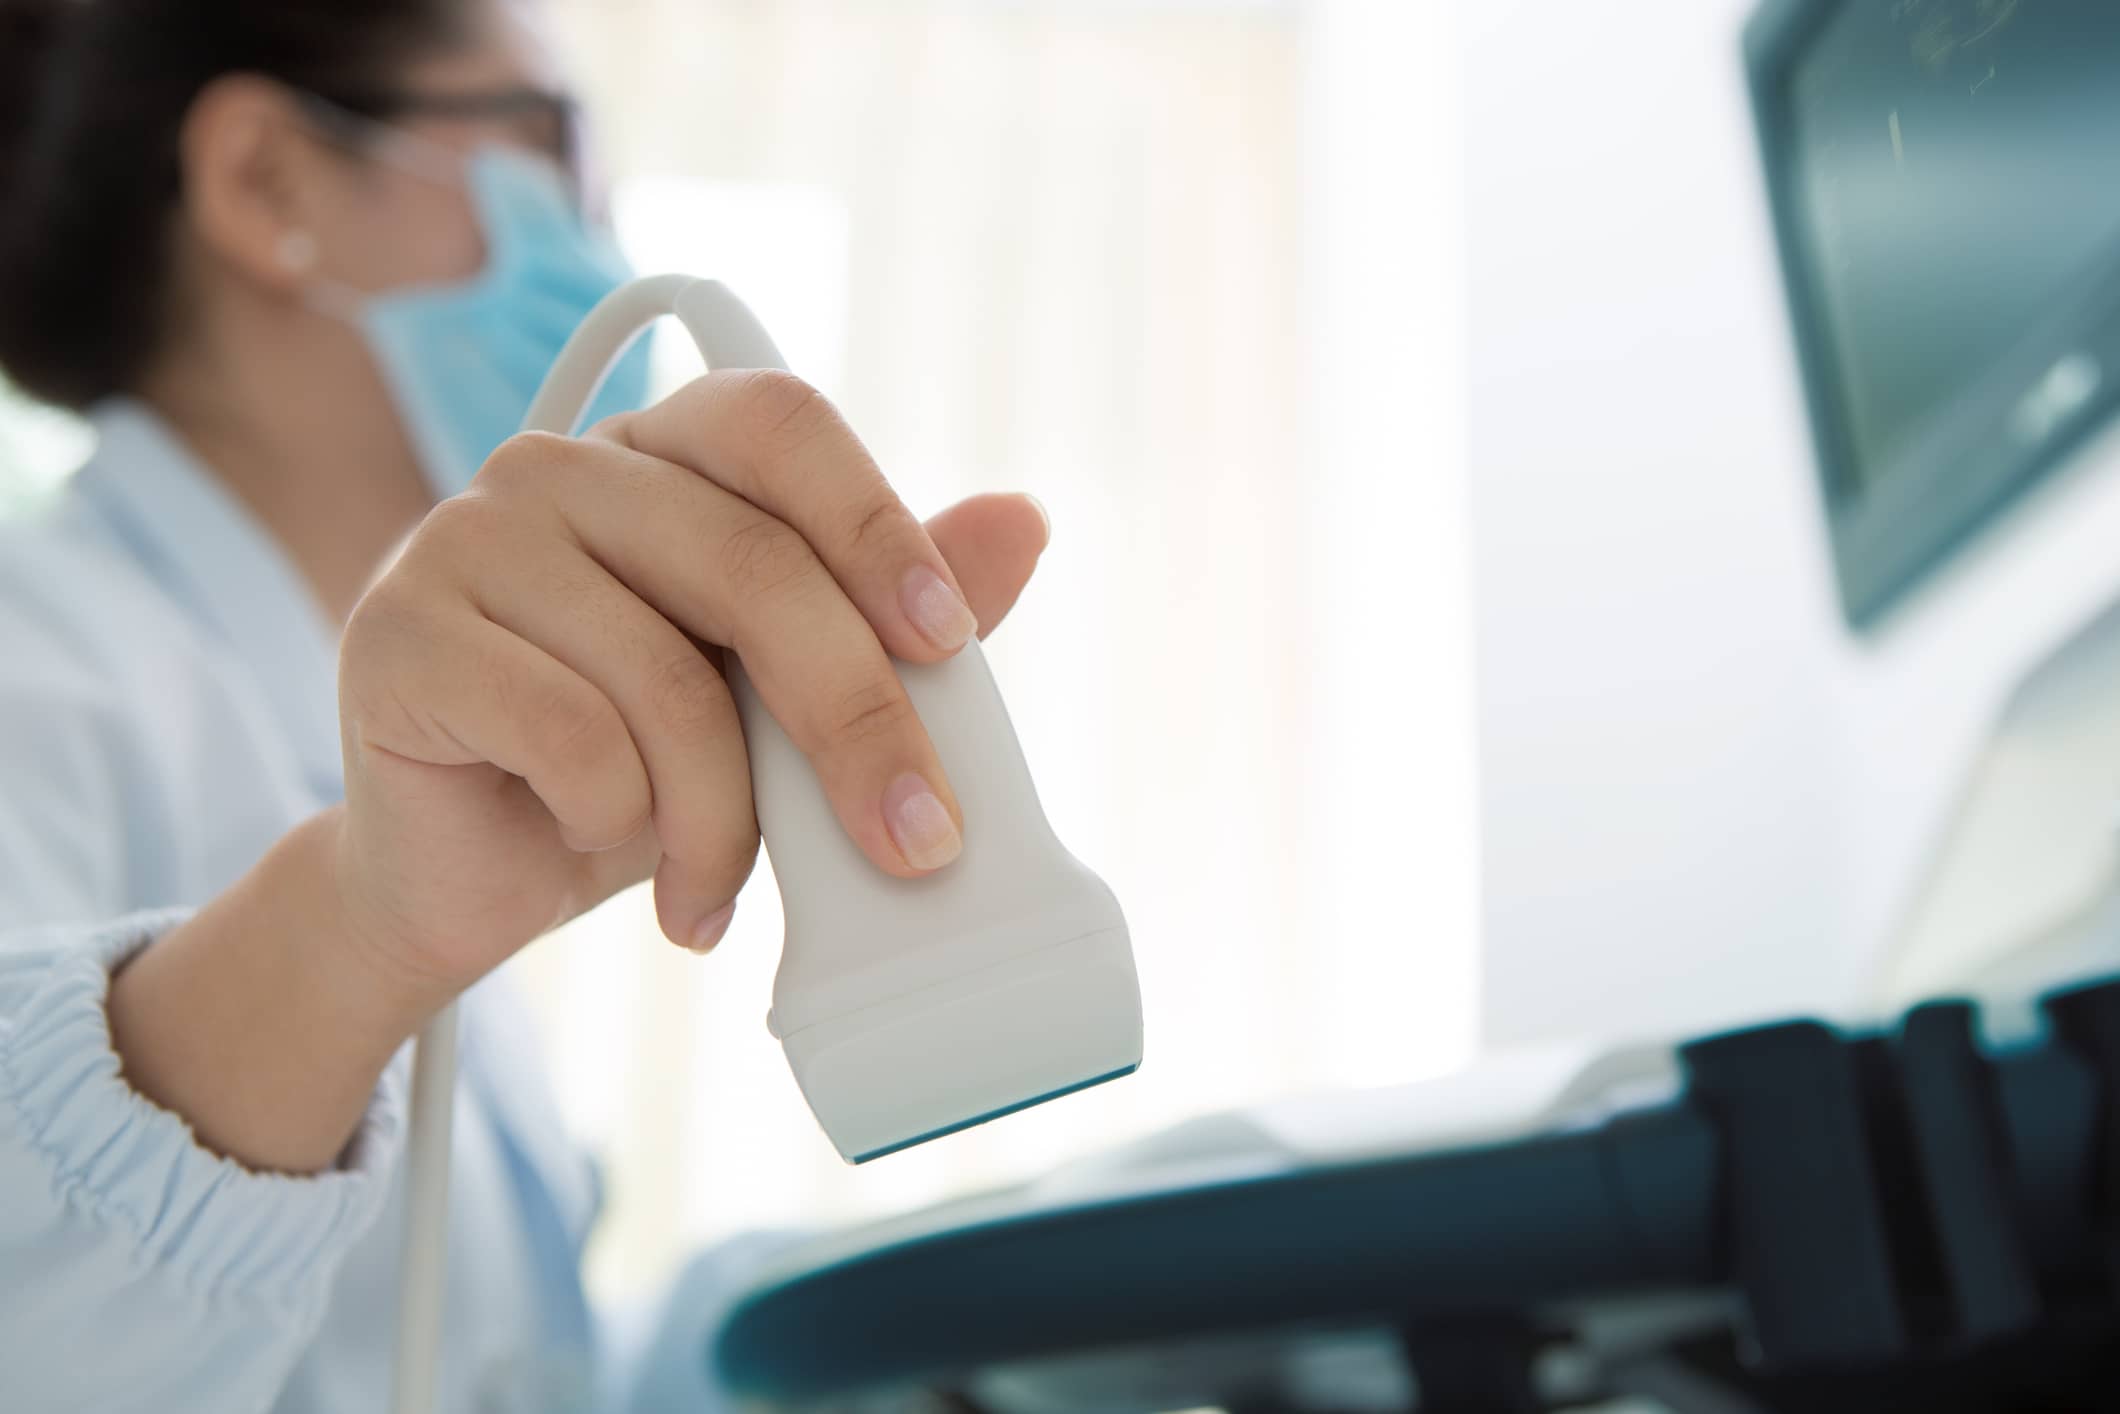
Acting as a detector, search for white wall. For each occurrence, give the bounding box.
[1464,0,2120,1047]
[1301,0,1479,1084]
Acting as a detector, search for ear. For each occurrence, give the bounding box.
[178,75,337,298]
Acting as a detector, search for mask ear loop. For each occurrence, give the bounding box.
[276,229,368,324]
[281,94,473,324]
[276,230,318,273]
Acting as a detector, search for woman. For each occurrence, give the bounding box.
[0,0,1048,1409]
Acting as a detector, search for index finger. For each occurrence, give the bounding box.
[599,370,980,666]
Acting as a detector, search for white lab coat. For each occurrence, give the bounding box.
[0,401,759,1413]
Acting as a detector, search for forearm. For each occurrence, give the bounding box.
[107,807,445,1174]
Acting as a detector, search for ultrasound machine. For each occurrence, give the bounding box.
[705,4,2120,1408]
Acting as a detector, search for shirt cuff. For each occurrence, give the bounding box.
[0,908,411,1319]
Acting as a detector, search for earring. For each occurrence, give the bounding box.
[276,230,319,273]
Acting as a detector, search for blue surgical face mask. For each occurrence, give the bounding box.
[317,145,653,498]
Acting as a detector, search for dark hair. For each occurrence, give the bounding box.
[0,0,471,411]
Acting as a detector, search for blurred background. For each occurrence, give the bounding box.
[9,0,2117,1325]
[0,0,1475,1306]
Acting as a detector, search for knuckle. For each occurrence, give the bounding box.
[341,573,432,679]
[723,369,838,455]
[412,489,507,553]
[342,579,401,655]
[656,807,759,898]
[513,673,621,769]
[340,591,469,757]
[644,651,732,737]
[698,829,762,892]
[827,678,916,747]
[845,490,915,555]
[718,514,817,603]
[470,431,573,498]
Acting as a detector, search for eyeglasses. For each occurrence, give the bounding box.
[299,84,591,212]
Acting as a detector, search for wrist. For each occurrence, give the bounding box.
[107,808,448,1173]
[305,807,464,1045]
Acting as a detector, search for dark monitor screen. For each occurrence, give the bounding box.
[1749,0,2120,627]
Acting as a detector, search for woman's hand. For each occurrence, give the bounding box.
[334,370,1049,1012]
[109,372,1047,1175]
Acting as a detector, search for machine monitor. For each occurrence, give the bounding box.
[1747,0,2120,626]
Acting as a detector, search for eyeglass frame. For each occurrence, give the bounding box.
[295,83,598,217]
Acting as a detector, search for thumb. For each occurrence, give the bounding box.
[924,493,1050,638]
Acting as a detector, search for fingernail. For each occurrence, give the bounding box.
[902,565,977,653]
[688,901,736,953]
[883,772,962,871]
[1025,493,1052,543]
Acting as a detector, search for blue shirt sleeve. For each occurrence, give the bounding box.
[0,441,594,1410]
[0,577,413,1412]
[0,912,412,1413]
